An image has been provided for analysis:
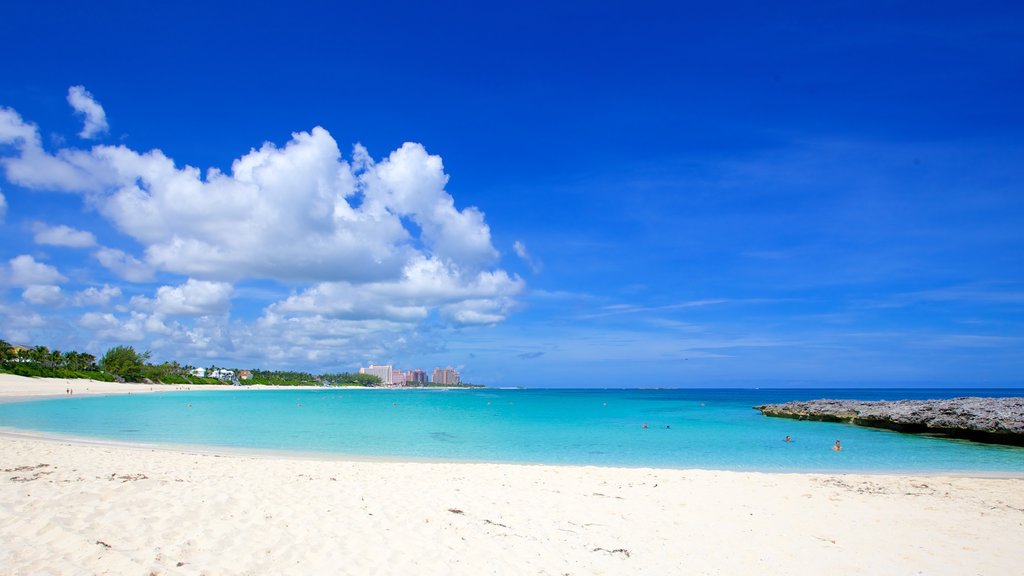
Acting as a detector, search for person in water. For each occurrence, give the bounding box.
[784,435,792,443]
[833,440,842,451]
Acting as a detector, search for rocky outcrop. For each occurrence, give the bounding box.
[754,397,1024,446]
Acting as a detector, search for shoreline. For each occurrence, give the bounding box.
[0,373,476,404]
[1,373,1022,478]
[3,426,1023,480]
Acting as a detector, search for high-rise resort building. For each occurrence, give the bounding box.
[432,367,460,386]
[408,369,428,384]
[391,369,407,387]
[359,364,393,386]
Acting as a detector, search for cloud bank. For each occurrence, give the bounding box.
[0,88,524,366]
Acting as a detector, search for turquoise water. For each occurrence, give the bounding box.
[1,388,1022,473]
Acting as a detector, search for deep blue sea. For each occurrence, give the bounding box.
[1,388,1022,473]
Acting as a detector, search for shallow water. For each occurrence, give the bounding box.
[1,387,1022,473]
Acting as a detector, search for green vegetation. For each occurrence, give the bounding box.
[0,341,114,381]
[99,345,151,382]
[1,339,481,387]
[140,362,220,385]
[249,370,382,387]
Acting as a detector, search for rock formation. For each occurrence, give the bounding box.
[754,397,1024,446]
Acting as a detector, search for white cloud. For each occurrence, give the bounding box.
[93,247,154,282]
[90,128,416,282]
[271,255,523,326]
[133,278,233,316]
[3,255,67,286]
[79,311,119,331]
[0,93,526,362]
[72,284,122,307]
[0,302,47,344]
[67,85,109,139]
[360,143,499,270]
[22,284,64,306]
[0,106,117,192]
[0,188,6,221]
[79,311,148,341]
[0,107,39,145]
[513,240,542,273]
[0,113,505,284]
[32,222,97,248]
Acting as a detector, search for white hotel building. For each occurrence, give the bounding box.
[359,364,393,386]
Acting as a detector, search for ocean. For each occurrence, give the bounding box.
[1,387,1022,473]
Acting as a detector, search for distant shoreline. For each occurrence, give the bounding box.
[0,373,482,403]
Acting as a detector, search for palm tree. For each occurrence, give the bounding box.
[29,345,50,364]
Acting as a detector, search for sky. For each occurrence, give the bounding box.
[1,0,1022,387]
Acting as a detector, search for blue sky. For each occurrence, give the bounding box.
[1,1,1022,386]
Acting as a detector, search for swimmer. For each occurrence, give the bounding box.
[785,435,792,443]
[642,422,648,429]
[833,440,842,451]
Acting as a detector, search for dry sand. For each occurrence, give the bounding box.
[0,373,313,402]
[1,374,1022,575]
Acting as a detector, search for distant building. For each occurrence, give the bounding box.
[9,345,30,362]
[432,367,460,386]
[392,369,407,387]
[238,370,252,381]
[408,369,427,383]
[190,367,206,378]
[360,364,393,385]
[210,368,235,381]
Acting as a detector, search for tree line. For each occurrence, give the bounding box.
[0,340,384,386]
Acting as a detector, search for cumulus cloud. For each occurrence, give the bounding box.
[72,284,121,307]
[0,106,117,192]
[22,284,64,306]
[0,92,526,363]
[0,112,506,284]
[360,143,499,269]
[79,310,155,341]
[3,255,67,286]
[32,222,97,248]
[132,278,233,316]
[93,247,154,282]
[0,107,39,145]
[271,255,523,325]
[67,85,109,139]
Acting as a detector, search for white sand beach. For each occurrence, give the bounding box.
[0,373,319,402]
[1,375,1022,575]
